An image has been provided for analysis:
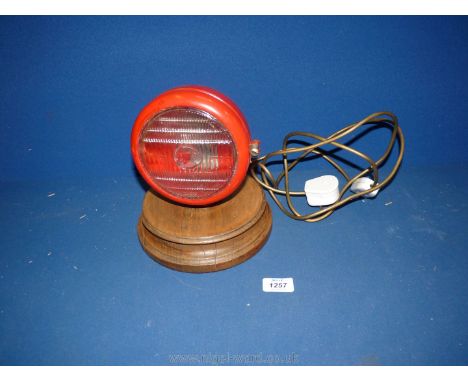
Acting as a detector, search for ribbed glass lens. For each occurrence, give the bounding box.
[138,107,237,200]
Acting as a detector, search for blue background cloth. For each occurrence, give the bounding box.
[0,16,467,365]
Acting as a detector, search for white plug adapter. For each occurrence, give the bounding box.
[304,175,340,206]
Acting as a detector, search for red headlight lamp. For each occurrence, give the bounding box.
[131,86,252,206]
[131,85,404,273]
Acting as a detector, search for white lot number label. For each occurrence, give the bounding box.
[262,278,294,293]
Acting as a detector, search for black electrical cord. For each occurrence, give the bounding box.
[250,111,405,222]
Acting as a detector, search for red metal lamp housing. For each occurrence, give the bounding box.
[131,86,252,206]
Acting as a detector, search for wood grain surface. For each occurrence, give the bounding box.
[137,176,272,272]
[141,175,266,245]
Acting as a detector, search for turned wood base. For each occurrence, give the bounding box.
[137,176,272,273]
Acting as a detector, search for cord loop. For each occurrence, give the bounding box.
[250,112,405,222]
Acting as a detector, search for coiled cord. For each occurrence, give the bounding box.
[250,111,405,222]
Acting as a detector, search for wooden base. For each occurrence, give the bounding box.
[137,176,272,273]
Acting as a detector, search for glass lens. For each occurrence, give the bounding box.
[138,107,237,200]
